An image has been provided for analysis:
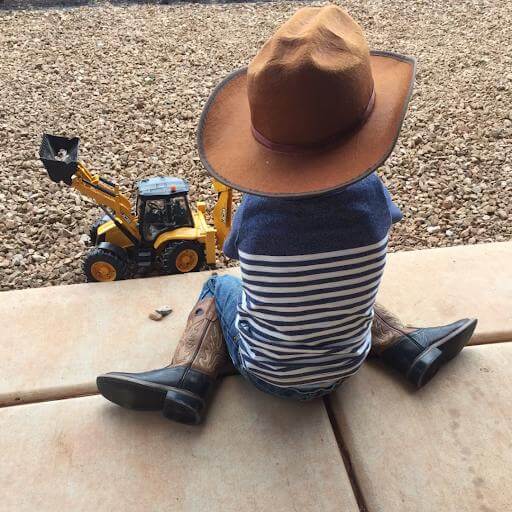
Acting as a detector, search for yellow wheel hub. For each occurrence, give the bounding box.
[175,249,199,273]
[90,261,117,282]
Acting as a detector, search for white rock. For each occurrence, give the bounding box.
[12,254,24,266]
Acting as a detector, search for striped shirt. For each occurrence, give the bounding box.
[224,173,401,392]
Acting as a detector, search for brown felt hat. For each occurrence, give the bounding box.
[197,5,416,197]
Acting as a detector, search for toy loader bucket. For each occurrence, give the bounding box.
[39,134,79,185]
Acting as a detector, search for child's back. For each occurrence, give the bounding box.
[224,173,400,394]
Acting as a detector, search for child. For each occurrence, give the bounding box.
[97,5,476,424]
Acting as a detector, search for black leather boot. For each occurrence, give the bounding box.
[97,297,227,425]
[371,305,477,388]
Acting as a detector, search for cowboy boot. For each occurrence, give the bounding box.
[370,304,477,388]
[97,297,226,425]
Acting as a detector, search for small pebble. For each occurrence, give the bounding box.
[155,306,173,317]
[149,311,163,322]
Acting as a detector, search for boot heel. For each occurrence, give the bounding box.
[163,389,204,425]
[407,347,444,388]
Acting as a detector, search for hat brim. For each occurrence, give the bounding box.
[197,51,416,197]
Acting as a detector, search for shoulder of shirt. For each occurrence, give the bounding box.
[234,173,391,257]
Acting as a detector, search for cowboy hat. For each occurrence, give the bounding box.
[197,5,416,197]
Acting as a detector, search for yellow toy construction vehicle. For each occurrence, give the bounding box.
[39,134,232,282]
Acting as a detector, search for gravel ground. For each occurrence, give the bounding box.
[0,0,511,291]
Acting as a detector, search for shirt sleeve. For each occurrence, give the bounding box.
[381,182,403,224]
[222,197,244,260]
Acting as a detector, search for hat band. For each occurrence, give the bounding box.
[251,89,376,154]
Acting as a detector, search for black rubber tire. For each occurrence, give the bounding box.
[89,215,110,245]
[159,240,205,274]
[83,247,128,282]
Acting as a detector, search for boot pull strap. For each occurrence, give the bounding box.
[188,297,218,323]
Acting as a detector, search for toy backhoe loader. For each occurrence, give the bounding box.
[39,134,232,282]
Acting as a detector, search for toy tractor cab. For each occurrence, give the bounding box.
[134,177,205,274]
[136,177,193,243]
[39,134,232,282]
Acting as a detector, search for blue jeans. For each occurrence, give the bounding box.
[199,274,341,401]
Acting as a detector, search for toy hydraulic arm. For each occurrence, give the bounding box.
[211,180,233,249]
[40,133,230,250]
[39,134,140,245]
[72,163,140,242]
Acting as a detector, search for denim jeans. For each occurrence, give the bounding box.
[198,274,342,401]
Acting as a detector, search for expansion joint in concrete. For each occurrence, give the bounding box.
[323,395,369,512]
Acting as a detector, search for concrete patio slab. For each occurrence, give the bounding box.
[0,377,358,512]
[0,242,510,406]
[379,242,512,344]
[0,269,236,406]
[329,343,512,512]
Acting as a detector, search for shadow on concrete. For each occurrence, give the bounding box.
[0,0,277,12]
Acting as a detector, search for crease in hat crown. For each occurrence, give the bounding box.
[247,5,375,149]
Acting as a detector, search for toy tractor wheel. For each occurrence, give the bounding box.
[159,241,204,274]
[83,247,128,282]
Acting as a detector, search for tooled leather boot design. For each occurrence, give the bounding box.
[370,304,477,388]
[97,297,227,425]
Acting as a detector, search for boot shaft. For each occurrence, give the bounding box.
[171,297,227,378]
[370,305,411,356]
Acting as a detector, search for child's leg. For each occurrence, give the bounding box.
[370,304,477,388]
[96,275,236,425]
[198,274,243,374]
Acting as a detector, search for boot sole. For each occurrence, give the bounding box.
[407,318,477,388]
[96,375,204,425]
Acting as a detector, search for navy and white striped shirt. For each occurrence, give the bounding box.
[224,173,402,391]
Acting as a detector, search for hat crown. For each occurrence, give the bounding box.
[247,5,374,147]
